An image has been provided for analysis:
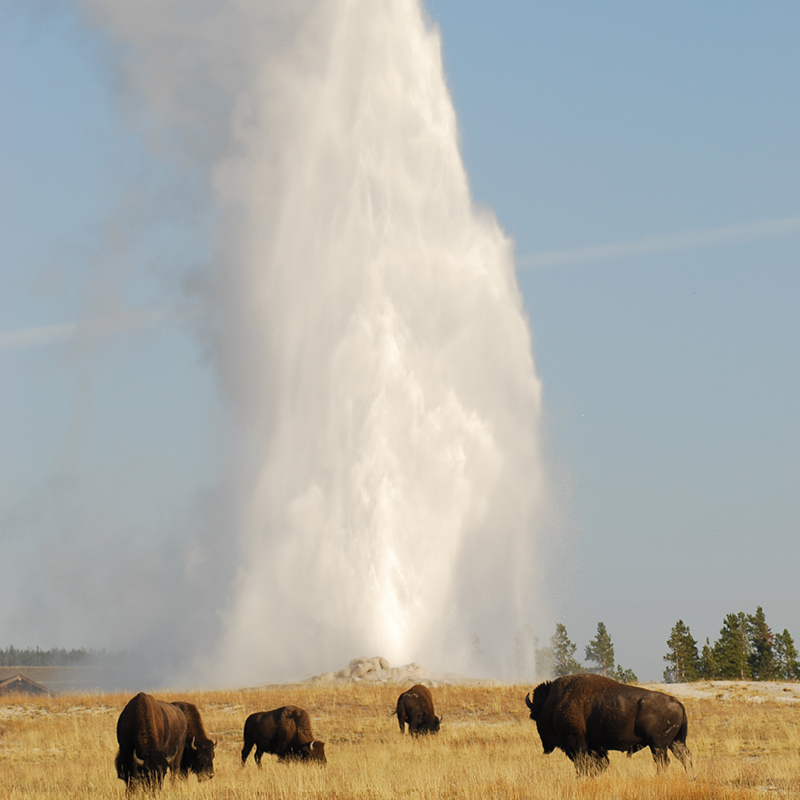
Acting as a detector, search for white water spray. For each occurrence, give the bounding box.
[81,0,549,684]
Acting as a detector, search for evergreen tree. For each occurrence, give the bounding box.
[774,629,800,680]
[550,623,583,677]
[585,622,615,676]
[714,612,751,679]
[699,637,717,679]
[614,665,638,683]
[747,606,776,680]
[663,620,701,683]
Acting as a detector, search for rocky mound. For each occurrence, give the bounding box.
[306,656,475,686]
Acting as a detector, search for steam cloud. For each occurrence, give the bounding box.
[63,0,549,685]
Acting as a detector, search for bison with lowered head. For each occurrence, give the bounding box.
[396,684,441,735]
[115,692,188,790]
[525,674,692,775]
[242,706,326,765]
[170,701,215,781]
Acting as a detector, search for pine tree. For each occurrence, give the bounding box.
[774,629,800,680]
[614,665,638,683]
[714,612,751,680]
[585,622,615,676]
[747,606,776,680]
[663,620,701,683]
[699,637,717,679]
[550,623,583,677]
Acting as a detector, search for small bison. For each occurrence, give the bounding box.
[525,673,693,775]
[241,706,326,765]
[115,692,188,790]
[170,701,215,781]
[396,684,441,735]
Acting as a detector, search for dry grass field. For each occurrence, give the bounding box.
[2,681,800,799]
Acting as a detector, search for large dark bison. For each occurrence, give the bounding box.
[241,705,326,765]
[525,674,692,775]
[396,684,441,735]
[115,692,188,790]
[170,701,215,781]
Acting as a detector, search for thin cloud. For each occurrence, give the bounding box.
[518,216,800,269]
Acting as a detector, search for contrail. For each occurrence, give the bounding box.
[518,216,800,269]
[0,323,77,352]
[0,306,195,353]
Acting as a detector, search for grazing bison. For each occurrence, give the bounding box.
[396,684,441,735]
[241,706,326,765]
[115,692,188,790]
[170,701,215,781]
[525,674,692,775]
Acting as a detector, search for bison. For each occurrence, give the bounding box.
[525,674,693,775]
[115,692,188,790]
[170,701,215,781]
[396,684,441,735]
[241,705,326,765]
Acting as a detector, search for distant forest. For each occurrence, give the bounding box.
[0,647,124,667]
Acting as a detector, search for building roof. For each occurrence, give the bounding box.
[0,673,56,696]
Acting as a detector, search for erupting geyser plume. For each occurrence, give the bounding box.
[82,0,549,684]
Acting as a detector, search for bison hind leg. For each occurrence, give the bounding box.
[651,747,670,772]
[669,741,694,775]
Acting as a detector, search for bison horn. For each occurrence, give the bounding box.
[166,748,179,766]
[132,750,145,767]
[525,692,534,709]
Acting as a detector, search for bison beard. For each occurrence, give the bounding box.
[170,701,216,781]
[115,693,188,790]
[241,706,326,765]
[525,674,693,776]
[396,684,441,735]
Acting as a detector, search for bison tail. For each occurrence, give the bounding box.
[396,705,406,733]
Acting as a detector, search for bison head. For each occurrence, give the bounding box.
[129,748,171,789]
[301,740,327,763]
[525,682,552,721]
[183,736,215,781]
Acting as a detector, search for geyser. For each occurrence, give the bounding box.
[82,0,548,684]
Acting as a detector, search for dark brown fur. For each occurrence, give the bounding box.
[115,692,188,790]
[170,701,215,781]
[241,706,326,765]
[396,684,441,735]
[525,674,692,775]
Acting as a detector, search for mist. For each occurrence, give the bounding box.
[5,0,551,688]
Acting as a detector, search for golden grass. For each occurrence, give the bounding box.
[2,682,800,799]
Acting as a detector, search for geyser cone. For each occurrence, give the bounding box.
[211,0,547,684]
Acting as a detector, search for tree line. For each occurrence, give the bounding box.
[0,647,123,667]
[663,607,800,682]
[532,621,639,682]
[529,606,799,684]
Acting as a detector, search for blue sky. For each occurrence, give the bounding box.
[2,1,799,681]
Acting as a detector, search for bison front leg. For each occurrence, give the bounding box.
[567,749,608,777]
